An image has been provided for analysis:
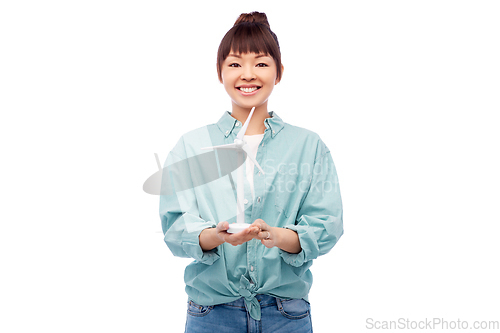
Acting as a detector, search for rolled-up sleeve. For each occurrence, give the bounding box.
[159,139,221,265]
[279,148,343,267]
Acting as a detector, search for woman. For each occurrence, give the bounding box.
[160,11,343,333]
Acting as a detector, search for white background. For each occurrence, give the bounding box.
[1,1,499,332]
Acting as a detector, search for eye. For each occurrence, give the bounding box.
[229,63,241,67]
[256,63,268,67]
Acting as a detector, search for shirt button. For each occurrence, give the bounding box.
[257,197,261,203]
[225,130,229,135]
[258,171,261,175]
[250,265,254,271]
[244,199,249,204]
[272,130,275,134]
[236,122,240,127]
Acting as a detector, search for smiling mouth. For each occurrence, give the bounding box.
[237,86,261,93]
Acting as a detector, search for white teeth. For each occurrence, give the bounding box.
[239,87,258,93]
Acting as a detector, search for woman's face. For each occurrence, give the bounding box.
[220,51,281,111]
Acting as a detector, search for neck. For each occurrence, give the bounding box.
[230,104,271,135]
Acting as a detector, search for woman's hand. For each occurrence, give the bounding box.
[215,221,260,246]
[250,219,279,249]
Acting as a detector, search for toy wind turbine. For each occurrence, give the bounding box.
[201,107,265,233]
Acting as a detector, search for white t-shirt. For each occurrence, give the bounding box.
[243,134,265,201]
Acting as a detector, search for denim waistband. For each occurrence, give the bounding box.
[221,294,278,308]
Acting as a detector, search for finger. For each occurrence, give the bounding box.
[229,230,247,240]
[235,231,254,241]
[258,220,267,231]
[248,222,260,231]
[261,239,272,248]
[256,230,268,240]
[231,231,255,243]
[251,219,263,227]
[240,226,258,235]
[249,225,260,233]
[245,226,255,233]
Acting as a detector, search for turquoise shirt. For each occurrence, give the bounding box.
[159,111,343,321]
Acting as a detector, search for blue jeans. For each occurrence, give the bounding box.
[185,294,313,333]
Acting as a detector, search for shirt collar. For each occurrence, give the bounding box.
[216,111,285,139]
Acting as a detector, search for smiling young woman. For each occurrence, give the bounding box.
[160,11,343,333]
[216,12,284,136]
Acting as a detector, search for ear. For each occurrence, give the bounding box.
[275,64,285,84]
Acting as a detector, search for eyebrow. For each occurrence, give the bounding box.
[227,53,270,59]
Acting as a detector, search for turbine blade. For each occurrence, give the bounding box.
[236,150,245,224]
[154,153,162,171]
[241,145,265,175]
[236,106,256,141]
[201,143,239,150]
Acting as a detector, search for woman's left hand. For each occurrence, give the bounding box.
[250,219,279,249]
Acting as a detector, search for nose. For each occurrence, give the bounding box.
[241,66,256,81]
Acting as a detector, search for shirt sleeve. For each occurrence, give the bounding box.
[278,143,343,267]
[159,137,221,265]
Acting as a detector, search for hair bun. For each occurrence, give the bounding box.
[234,11,270,28]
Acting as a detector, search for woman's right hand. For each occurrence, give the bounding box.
[215,221,260,246]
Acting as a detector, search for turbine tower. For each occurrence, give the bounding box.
[201,107,265,233]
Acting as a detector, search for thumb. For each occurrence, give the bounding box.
[219,221,228,231]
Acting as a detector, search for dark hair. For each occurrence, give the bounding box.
[216,12,282,83]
